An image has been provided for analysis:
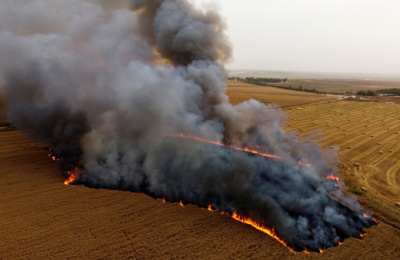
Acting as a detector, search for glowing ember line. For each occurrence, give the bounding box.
[326,175,340,181]
[168,133,281,159]
[232,212,299,254]
[298,161,311,168]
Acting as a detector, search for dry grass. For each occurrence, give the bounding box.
[285,101,400,212]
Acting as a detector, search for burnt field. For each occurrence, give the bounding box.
[1,85,400,259]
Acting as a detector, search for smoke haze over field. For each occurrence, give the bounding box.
[218,0,400,75]
[0,0,375,252]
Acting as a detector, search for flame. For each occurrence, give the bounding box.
[326,175,340,181]
[232,212,302,253]
[363,213,378,223]
[47,152,59,161]
[168,133,281,159]
[64,168,78,185]
[167,134,320,172]
[298,161,311,168]
[54,133,371,252]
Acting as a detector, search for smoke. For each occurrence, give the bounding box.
[0,0,375,252]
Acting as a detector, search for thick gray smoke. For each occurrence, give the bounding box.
[0,0,375,252]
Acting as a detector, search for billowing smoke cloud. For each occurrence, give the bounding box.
[0,0,375,252]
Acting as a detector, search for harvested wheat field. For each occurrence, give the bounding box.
[285,100,400,212]
[226,80,335,107]
[1,88,400,259]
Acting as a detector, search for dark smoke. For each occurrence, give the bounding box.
[0,0,375,252]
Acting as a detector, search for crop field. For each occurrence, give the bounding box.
[285,101,400,215]
[227,80,335,107]
[1,84,400,258]
[279,78,400,93]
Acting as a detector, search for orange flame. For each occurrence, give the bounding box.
[232,212,304,253]
[55,133,369,252]
[64,168,78,185]
[168,134,318,170]
[168,133,281,159]
[298,161,311,168]
[326,175,340,181]
[48,152,60,161]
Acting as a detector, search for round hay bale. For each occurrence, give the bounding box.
[379,151,384,154]
[395,202,400,208]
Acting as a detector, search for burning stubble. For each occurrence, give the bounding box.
[0,0,376,252]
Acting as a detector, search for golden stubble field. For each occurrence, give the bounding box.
[1,83,400,259]
[226,80,335,107]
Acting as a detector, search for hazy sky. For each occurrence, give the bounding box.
[196,0,400,75]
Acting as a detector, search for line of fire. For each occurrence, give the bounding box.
[51,133,377,253]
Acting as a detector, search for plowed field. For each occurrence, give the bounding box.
[1,85,400,259]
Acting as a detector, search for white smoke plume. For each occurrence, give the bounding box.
[0,0,375,252]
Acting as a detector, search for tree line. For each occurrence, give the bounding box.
[357,88,400,96]
[228,77,323,94]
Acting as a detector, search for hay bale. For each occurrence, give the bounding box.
[395,202,400,208]
[361,187,367,192]
[379,151,384,154]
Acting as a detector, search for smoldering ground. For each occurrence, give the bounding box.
[0,0,375,252]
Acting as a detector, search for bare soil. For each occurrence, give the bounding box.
[1,90,400,259]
